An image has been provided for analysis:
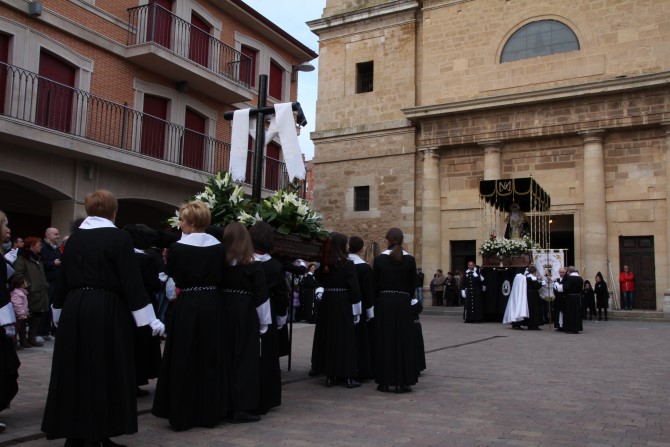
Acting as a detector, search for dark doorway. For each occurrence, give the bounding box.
[619,236,656,310]
[549,214,574,267]
[451,240,476,274]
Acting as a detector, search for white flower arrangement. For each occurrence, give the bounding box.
[169,174,328,240]
[479,235,538,257]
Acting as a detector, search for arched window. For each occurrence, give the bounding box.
[501,20,579,63]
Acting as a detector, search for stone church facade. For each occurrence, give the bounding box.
[308,0,670,312]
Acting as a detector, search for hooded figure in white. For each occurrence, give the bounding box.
[503,271,529,326]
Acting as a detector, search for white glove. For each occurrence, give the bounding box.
[3,324,15,336]
[260,324,268,335]
[366,307,374,321]
[461,290,466,298]
[315,287,324,301]
[149,319,165,337]
[52,305,62,328]
[473,272,478,278]
[277,314,287,330]
[411,298,418,306]
[482,286,487,292]
[353,314,360,325]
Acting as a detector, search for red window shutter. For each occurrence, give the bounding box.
[189,13,209,67]
[265,142,281,190]
[240,46,257,87]
[37,51,75,133]
[141,95,168,160]
[183,108,206,170]
[0,34,9,114]
[147,0,173,48]
[269,61,283,100]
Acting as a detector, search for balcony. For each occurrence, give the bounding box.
[0,61,290,192]
[127,4,254,103]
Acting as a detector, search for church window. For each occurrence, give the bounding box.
[501,20,579,63]
[354,186,370,211]
[356,61,373,93]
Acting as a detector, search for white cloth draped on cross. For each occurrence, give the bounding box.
[230,103,306,183]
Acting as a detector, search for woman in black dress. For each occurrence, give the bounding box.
[151,201,228,431]
[348,235,374,380]
[0,210,19,434]
[581,280,596,321]
[221,222,271,423]
[42,190,165,447]
[311,232,362,388]
[373,227,418,393]
[249,221,287,414]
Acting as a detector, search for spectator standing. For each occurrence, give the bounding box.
[594,272,609,321]
[13,237,49,347]
[3,236,23,265]
[619,265,634,310]
[9,276,30,349]
[299,264,320,324]
[433,269,445,306]
[40,227,61,340]
[416,268,425,302]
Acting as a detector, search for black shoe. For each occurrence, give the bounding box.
[231,411,261,423]
[395,385,412,393]
[136,387,149,397]
[64,439,84,447]
[325,377,334,388]
[376,384,389,392]
[346,378,361,389]
[308,369,317,377]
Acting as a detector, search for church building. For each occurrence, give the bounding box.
[308,0,670,312]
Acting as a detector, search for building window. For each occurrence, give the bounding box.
[354,186,370,211]
[240,45,257,87]
[356,61,373,93]
[501,20,579,63]
[269,60,283,100]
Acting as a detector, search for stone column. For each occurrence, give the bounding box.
[662,123,670,316]
[580,130,607,279]
[421,148,441,287]
[480,140,502,180]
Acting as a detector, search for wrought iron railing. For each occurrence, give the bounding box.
[127,3,253,89]
[0,61,289,190]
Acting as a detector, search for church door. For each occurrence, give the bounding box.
[619,236,655,310]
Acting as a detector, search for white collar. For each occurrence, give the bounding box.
[528,274,537,280]
[133,248,146,254]
[178,232,220,247]
[348,253,366,265]
[569,272,579,276]
[254,253,272,262]
[79,216,116,229]
[381,249,409,256]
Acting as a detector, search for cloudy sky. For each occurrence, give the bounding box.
[241,0,327,160]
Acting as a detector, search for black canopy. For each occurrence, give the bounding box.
[479,177,550,212]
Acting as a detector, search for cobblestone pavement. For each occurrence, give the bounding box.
[2,316,670,447]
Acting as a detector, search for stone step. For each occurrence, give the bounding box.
[421,305,669,322]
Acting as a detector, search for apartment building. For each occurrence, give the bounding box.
[0,0,317,234]
[309,0,670,311]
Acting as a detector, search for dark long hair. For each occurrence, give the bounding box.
[385,227,404,265]
[323,232,348,273]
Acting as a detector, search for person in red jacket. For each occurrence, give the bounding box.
[619,265,635,310]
